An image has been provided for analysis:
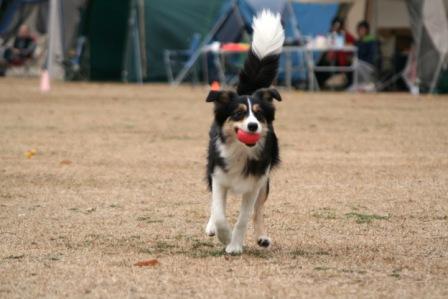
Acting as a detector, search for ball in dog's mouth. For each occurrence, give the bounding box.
[235,128,260,147]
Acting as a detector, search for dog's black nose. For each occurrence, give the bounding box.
[247,122,258,132]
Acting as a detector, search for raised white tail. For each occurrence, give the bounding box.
[251,10,285,59]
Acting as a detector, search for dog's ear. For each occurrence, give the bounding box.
[253,88,282,102]
[206,90,237,104]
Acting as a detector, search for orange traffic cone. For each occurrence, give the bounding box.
[210,81,220,91]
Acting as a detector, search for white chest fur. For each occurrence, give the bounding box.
[213,139,269,194]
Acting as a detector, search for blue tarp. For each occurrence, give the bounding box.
[281,2,339,82]
[208,0,339,83]
[210,0,294,43]
[292,2,338,37]
[211,0,338,42]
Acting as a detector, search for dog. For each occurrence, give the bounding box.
[205,10,284,254]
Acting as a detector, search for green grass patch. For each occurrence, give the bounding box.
[345,212,390,224]
[313,267,366,274]
[389,268,401,278]
[312,207,336,220]
[244,248,273,259]
[341,269,366,274]
[191,239,214,250]
[187,248,225,258]
[154,241,176,251]
[185,238,225,258]
[4,254,24,260]
[136,216,163,224]
[314,266,330,271]
[290,249,330,258]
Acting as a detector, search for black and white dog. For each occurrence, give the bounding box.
[205,10,284,254]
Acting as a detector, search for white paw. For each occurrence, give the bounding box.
[225,243,243,255]
[216,226,231,245]
[257,236,271,248]
[205,220,216,237]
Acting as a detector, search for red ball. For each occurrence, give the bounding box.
[236,129,260,145]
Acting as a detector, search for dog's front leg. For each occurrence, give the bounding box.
[211,178,231,245]
[225,189,259,254]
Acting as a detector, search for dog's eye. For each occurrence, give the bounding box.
[254,111,265,122]
[232,111,245,120]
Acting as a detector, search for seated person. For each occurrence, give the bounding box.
[326,17,355,67]
[316,17,355,88]
[355,20,381,71]
[3,25,36,66]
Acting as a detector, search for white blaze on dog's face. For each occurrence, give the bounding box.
[238,98,262,134]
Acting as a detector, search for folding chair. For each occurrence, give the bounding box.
[377,47,417,93]
[164,33,201,83]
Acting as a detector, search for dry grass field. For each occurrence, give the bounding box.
[1,78,447,298]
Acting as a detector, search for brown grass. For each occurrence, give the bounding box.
[0,78,447,298]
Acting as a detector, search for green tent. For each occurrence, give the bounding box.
[85,0,130,81]
[83,0,223,82]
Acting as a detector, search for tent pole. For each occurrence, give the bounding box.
[172,1,238,86]
[133,6,143,84]
[47,0,64,79]
[287,1,301,41]
[373,0,378,36]
[414,1,423,92]
[123,0,143,83]
[138,0,147,79]
[429,54,447,94]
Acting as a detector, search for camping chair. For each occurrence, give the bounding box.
[377,47,418,93]
[219,49,247,86]
[164,33,201,83]
[64,36,88,81]
[0,34,37,76]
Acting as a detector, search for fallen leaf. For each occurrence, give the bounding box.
[24,149,37,159]
[60,159,72,165]
[134,259,159,267]
[85,207,96,214]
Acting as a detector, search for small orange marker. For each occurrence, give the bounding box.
[210,81,220,91]
[40,70,50,92]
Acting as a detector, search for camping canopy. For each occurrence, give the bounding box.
[4,0,447,92]
[0,0,338,82]
[172,0,302,84]
[406,0,448,92]
[173,0,340,84]
[80,0,338,83]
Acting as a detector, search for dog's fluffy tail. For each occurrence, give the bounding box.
[237,10,285,95]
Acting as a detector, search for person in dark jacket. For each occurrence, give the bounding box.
[355,20,381,71]
[4,24,36,65]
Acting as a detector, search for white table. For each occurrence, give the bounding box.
[283,45,358,91]
[202,45,358,91]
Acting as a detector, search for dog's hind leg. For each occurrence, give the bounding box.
[253,180,271,248]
